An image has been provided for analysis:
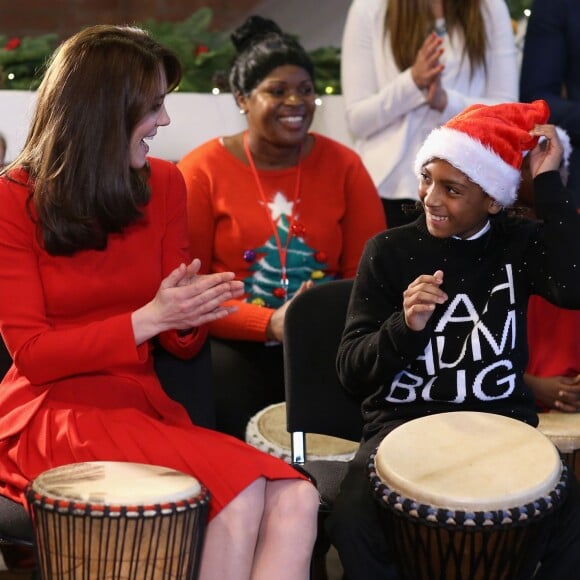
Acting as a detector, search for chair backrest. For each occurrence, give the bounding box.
[283,278,363,462]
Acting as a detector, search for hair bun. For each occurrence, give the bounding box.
[230,15,283,53]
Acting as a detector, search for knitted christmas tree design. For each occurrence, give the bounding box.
[244,194,329,308]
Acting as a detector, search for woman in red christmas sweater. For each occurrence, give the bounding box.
[178,16,386,439]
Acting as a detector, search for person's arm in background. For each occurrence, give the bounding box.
[525,373,580,412]
[443,0,518,117]
[341,0,431,141]
[525,295,580,413]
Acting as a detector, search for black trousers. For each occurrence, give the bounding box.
[210,338,285,440]
[327,422,580,580]
[153,339,216,429]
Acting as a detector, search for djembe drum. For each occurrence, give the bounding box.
[245,402,359,462]
[368,411,568,580]
[537,411,580,479]
[26,461,210,579]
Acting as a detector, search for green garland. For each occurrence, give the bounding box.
[0,8,341,94]
[0,2,534,93]
[0,33,59,90]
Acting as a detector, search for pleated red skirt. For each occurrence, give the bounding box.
[0,387,306,521]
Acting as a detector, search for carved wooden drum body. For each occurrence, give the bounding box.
[27,461,210,579]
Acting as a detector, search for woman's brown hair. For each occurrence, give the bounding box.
[386,0,486,76]
[10,25,182,255]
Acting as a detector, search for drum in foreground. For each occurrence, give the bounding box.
[537,411,580,479]
[368,411,568,580]
[245,402,358,462]
[27,461,210,579]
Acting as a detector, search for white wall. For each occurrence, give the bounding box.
[0,91,354,164]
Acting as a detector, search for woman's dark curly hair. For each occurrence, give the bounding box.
[229,15,315,97]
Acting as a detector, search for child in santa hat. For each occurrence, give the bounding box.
[328,100,580,580]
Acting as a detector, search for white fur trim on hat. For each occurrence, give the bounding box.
[414,127,521,207]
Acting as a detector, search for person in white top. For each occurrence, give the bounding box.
[341,0,518,227]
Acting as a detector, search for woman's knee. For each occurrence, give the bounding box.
[266,479,320,522]
[220,478,267,527]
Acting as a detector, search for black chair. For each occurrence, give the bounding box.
[283,278,363,579]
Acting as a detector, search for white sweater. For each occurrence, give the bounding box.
[341,0,518,201]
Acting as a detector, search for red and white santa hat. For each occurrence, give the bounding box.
[414,100,551,207]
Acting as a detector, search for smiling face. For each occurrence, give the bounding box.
[129,74,170,169]
[238,64,316,151]
[418,158,502,239]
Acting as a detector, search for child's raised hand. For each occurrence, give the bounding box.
[403,270,448,331]
[528,124,564,178]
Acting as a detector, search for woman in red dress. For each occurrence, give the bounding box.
[0,25,318,579]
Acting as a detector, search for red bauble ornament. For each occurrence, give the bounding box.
[272,287,286,299]
[291,222,306,237]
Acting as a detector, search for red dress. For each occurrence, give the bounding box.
[0,158,305,519]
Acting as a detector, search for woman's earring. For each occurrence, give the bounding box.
[239,108,247,115]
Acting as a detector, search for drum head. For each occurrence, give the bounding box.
[538,411,580,454]
[31,461,201,506]
[375,411,561,511]
[246,402,358,461]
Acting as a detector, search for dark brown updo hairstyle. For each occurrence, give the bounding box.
[229,15,315,98]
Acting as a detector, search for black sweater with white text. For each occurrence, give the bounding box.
[337,171,580,433]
